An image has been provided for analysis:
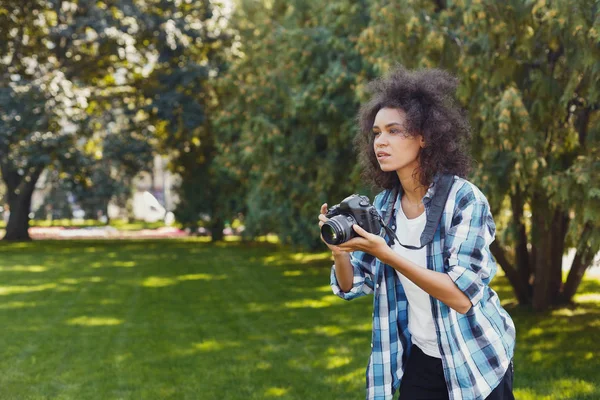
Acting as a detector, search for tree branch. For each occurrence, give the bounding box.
[575,106,591,150]
[14,165,45,197]
[490,240,531,304]
[511,187,531,278]
[432,0,447,12]
[561,222,596,303]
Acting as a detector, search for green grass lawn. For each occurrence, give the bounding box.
[0,239,598,400]
[0,219,173,230]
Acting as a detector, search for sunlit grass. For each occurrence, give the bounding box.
[66,316,124,326]
[0,265,48,272]
[0,239,598,399]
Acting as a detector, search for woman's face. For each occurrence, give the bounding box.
[372,107,425,174]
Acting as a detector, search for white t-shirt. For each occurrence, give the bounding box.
[391,204,441,358]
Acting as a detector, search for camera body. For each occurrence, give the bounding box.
[321,194,382,245]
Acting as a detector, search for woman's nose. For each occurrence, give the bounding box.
[374,133,388,147]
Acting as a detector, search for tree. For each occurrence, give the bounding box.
[73,129,154,221]
[357,0,600,309]
[0,0,146,240]
[216,0,374,248]
[124,0,233,241]
[33,168,75,221]
[0,0,229,240]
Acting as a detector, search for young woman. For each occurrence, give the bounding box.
[318,67,515,400]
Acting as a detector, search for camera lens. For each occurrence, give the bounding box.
[321,214,356,245]
[321,224,339,244]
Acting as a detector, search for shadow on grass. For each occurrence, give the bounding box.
[488,272,600,399]
[0,239,598,399]
[0,240,373,399]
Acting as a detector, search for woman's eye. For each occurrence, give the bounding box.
[372,131,380,136]
[392,129,410,137]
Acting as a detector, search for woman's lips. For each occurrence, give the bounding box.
[376,151,391,160]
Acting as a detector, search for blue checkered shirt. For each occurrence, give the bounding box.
[330,176,516,400]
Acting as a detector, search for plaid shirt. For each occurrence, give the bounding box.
[330,176,516,400]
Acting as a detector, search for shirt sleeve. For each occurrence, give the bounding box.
[444,199,497,307]
[330,250,376,301]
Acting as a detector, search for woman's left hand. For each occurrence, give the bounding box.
[336,224,389,259]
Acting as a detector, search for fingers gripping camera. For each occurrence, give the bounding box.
[321,194,384,245]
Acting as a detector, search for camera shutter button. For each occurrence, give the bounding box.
[359,200,369,207]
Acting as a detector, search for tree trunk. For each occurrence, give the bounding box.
[549,210,570,304]
[557,106,592,304]
[531,193,570,310]
[511,188,533,302]
[490,241,531,304]
[531,191,550,311]
[1,164,45,241]
[561,223,595,303]
[532,233,551,310]
[101,201,110,225]
[211,215,224,242]
[4,194,32,241]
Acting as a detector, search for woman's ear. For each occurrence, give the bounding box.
[420,136,426,148]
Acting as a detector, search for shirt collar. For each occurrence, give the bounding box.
[379,173,443,222]
[422,173,443,204]
[395,173,442,205]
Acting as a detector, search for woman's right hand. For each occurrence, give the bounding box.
[318,203,347,256]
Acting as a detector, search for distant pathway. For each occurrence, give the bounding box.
[27,226,188,240]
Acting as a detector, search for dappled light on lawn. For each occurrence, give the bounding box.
[171,340,242,357]
[141,276,179,288]
[66,316,123,327]
[142,273,227,288]
[573,292,600,304]
[105,261,137,268]
[0,265,48,273]
[284,295,339,309]
[0,301,41,310]
[193,340,241,352]
[0,239,598,399]
[324,355,352,370]
[178,273,227,281]
[264,387,289,397]
[515,378,596,400]
[0,283,57,296]
[335,367,366,384]
[262,252,332,267]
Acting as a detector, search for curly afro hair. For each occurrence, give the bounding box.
[354,65,472,191]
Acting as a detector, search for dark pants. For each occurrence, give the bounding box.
[398,345,514,400]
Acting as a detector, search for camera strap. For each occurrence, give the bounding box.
[380,174,454,249]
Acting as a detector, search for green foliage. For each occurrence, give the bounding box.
[350,0,600,308]
[0,0,229,238]
[216,0,375,248]
[0,0,597,307]
[33,169,75,220]
[73,130,154,219]
[0,0,143,168]
[212,0,600,307]
[121,0,233,238]
[0,0,158,239]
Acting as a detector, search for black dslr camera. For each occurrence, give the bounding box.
[321,194,383,245]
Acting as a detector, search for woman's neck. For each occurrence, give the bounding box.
[397,169,428,205]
